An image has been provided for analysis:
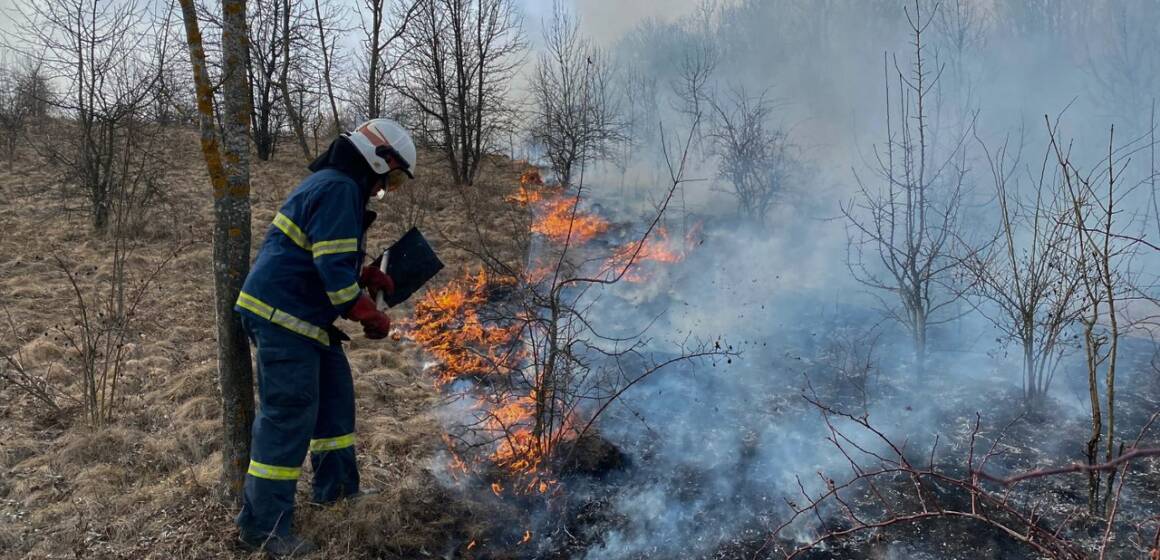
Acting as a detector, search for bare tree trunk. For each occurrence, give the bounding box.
[219,0,256,504]
[178,0,256,505]
[1084,317,1102,512]
[278,0,311,160]
[313,0,342,134]
[366,0,383,117]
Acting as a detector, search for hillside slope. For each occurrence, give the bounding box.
[0,132,524,559]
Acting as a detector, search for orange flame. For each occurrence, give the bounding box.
[531,197,609,244]
[505,168,550,206]
[520,167,544,188]
[408,171,661,498]
[505,185,544,206]
[604,226,699,282]
[407,268,521,386]
[520,530,532,545]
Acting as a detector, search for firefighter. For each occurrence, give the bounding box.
[233,118,416,557]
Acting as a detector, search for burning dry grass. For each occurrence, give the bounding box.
[401,167,705,506]
[406,268,521,387]
[603,224,700,282]
[0,132,529,558]
[530,197,609,244]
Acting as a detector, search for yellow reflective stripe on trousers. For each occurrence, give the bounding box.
[312,238,359,258]
[236,292,330,346]
[247,459,302,481]
[309,433,355,453]
[327,282,360,306]
[272,212,311,251]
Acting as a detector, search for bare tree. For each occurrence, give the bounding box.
[1083,0,1160,122]
[355,0,416,120]
[965,130,1082,406]
[247,0,286,160]
[7,0,164,232]
[16,59,51,122]
[0,56,31,167]
[1049,119,1148,517]
[708,86,797,226]
[312,0,345,134]
[178,0,255,503]
[529,3,624,187]
[394,0,525,185]
[275,0,313,159]
[843,1,972,375]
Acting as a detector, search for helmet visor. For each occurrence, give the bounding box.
[375,145,414,178]
[385,168,410,192]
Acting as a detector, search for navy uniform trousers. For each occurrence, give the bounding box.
[236,315,360,537]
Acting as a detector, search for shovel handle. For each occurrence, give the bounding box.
[376,249,389,310]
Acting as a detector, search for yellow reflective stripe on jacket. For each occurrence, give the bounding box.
[236,292,275,319]
[309,433,355,453]
[272,212,311,250]
[247,459,302,481]
[270,310,330,346]
[327,282,361,306]
[312,238,359,258]
[236,291,330,346]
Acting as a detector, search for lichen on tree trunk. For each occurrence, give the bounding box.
[178,0,255,505]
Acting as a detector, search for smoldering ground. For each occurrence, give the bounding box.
[419,0,1160,558]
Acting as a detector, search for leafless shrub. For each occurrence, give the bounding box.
[6,0,167,233]
[426,118,733,492]
[50,242,178,426]
[1049,117,1152,517]
[965,129,1082,406]
[843,0,972,375]
[0,304,66,413]
[529,3,624,187]
[393,0,526,186]
[814,324,881,416]
[708,86,798,226]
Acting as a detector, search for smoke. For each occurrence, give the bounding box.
[509,0,1160,558]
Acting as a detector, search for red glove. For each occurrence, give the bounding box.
[359,265,396,301]
[344,293,391,339]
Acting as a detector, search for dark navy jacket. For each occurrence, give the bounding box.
[236,138,375,346]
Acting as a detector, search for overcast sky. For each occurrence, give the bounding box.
[523,0,701,46]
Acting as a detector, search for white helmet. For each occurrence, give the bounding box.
[346,118,417,178]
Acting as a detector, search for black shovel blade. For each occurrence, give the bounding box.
[383,227,444,307]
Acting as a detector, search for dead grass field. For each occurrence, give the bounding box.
[0,129,526,559]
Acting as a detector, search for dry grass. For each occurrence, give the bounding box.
[0,129,526,559]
